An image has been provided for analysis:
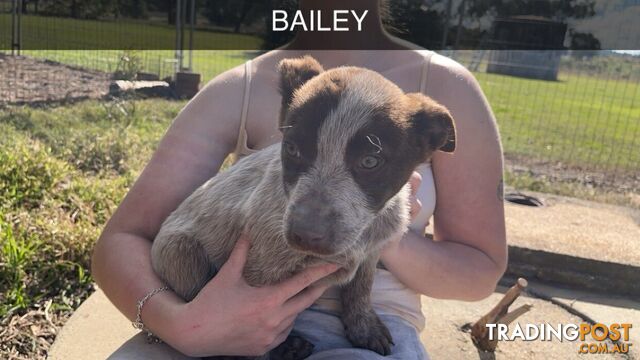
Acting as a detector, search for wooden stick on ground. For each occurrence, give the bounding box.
[470,278,532,352]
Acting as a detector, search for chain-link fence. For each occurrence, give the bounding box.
[0,0,14,51]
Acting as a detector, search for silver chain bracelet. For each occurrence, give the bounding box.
[132,286,169,344]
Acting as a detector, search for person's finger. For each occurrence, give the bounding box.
[408,171,422,197]
[276,263,338,300]
[282,283,330,317]
[218,234,251,279]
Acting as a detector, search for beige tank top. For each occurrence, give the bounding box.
[233,52,437,330]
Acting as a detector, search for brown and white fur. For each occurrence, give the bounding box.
[151,56,456,359]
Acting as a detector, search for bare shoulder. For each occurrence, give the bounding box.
[242,49,303,85]
[171,63,248,153]
[424,52,498,139]
[429,52,472,76]
[428,53,486,100]
[423,51,501,173]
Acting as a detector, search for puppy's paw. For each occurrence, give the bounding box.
[344,311,394,356]
[270,334,314,360]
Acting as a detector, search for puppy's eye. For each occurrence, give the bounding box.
[284,141,300,158]
[360,155,382,169]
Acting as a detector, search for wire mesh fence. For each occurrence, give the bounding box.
[0,2,638,192]
[0,0,13,51]
[0,0,254,95]
[446,50,639,189]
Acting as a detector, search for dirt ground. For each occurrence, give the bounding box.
[505,155,640,195]
[0,54,111,105]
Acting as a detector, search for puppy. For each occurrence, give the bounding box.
[151,55,456,359]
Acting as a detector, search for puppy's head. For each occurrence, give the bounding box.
[277,56,456,257]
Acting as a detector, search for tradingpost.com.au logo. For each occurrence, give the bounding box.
[486,322,633,354]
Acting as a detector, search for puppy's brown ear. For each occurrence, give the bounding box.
[405,93,456,158]
[278,56,324,125]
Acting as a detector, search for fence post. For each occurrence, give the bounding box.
[441,0,453,48]
[188,0,195,72]
[16,0,21,54]
[11,0,16,54]
[11,0,22,55]
[175,0,183,74]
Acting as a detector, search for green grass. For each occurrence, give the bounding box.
[0,99,186,358]
[476,70,640,172]
[0,14,262,50]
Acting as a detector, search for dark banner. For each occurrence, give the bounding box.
[0,0,638,50]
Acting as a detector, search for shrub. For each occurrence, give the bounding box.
[0,132,70,210]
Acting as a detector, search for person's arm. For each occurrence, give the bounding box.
[381,56,507,301]
[91,66,337,357]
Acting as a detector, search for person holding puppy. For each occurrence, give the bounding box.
[92,1,507,358]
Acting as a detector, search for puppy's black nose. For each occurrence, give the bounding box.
[288,223,332,255]
[291,228,325,245]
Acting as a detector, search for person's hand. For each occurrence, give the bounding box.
[169,235,339,357]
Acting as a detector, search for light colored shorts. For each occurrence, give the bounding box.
[108,306,427,359]
[293,306,428,360]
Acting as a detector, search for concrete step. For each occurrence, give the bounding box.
[50,281,639,359]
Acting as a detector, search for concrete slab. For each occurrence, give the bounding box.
[424,192,640,297]
[504,192,640,266]
[50,283,639,360]
[524,279,640,349]
[48,288,137,360]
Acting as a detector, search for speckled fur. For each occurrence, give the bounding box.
[151,144,411,296]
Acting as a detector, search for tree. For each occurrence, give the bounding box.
[464,0,598,49]
[117,0,148,19]
[569,30,601,57]
[145,0,176,24]
[385,0,448,49]
[466,0,596,21]
[203,0,266,33]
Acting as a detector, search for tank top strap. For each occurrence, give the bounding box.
[233,60,257,158]
[419,51,435,94]
[419,51,435,169]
